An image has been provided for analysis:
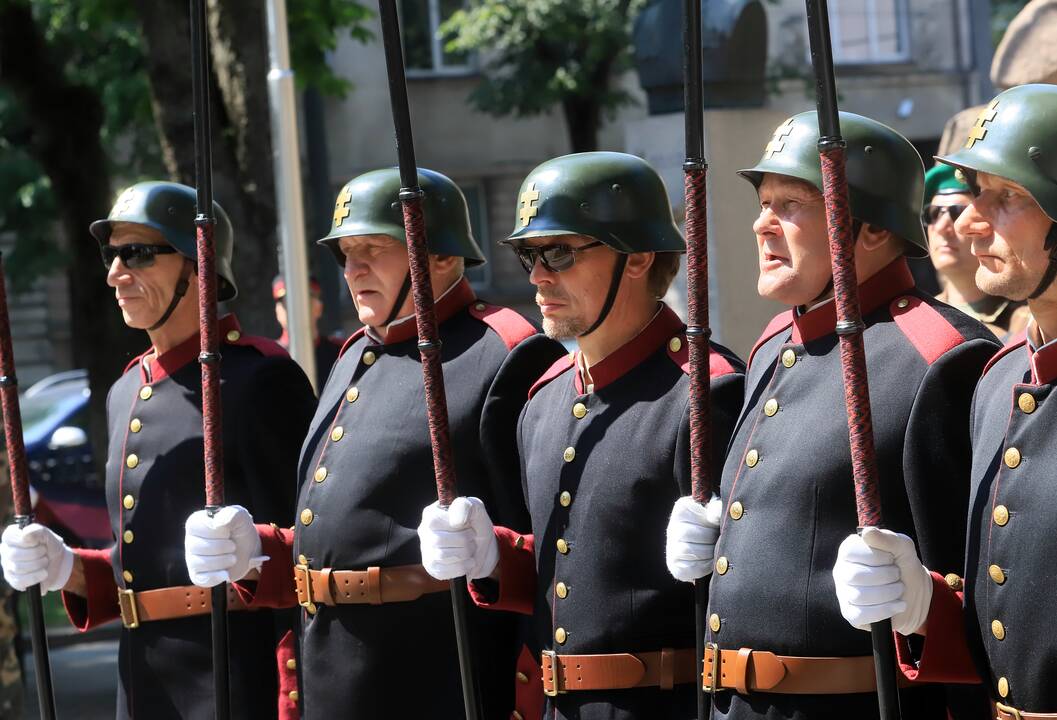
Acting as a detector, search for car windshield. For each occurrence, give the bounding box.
[20,384,89,446]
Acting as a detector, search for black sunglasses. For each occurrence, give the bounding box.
[922,204,967,226]
[511,240,605,273]
[101,243,179,269]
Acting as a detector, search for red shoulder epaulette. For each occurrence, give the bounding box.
[983,332,1026,376]
[468,302,536,351]
[227,332,289,359]
[747,310,794,368]
[528,353,575,399]
[665,334,739,378]
[890,295,965,365]
[337,327,368,358]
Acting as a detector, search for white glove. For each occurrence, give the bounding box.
[666,495,723,582]
[832,527,933,636]
[184,505,266,588]
[1,523,74,593]
[418,497,499,581]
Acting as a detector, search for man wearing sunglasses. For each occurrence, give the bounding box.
[0,181,317,719]
[182,167,564,718]
[416,151,747,718]
[926,163,1028,339]
[271,274,344,382]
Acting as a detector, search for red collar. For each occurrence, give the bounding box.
[136,314,241,383]
[791,258,915,344]
[381,277,477,346]
[575,304,684,394]
[1028,327,1057,385]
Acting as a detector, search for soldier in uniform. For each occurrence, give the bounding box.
[0,181,317,719]
[831,84,1057,720]
[417,152,746,719]
[272,274,344,382]
[925,163,1028,339]
[665,113,1001,718]
[182,167,565,718]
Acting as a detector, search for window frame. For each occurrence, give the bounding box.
[402,0,477,78]
[825,0,913,66]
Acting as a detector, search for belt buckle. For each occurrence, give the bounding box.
[702,642,722,694]
[296,564,317,615]
[995,702,1023,720]
[541,650,565,697]
[117,589,139,629]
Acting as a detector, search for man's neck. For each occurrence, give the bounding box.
[367,274,461,342]
[576,298,659,369]
[940,272,986,306]
[1029,295,1057,346]
[145,307,199,357]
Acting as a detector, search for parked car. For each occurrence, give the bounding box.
[20,370,109,548]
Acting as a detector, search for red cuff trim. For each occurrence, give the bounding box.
[896,572,979,684]
[891,296,965,365]
[63,547,119,631]
[276,629,299,720]
[468,527,535,615]
[513,644,543,720]
[233,525,297,609]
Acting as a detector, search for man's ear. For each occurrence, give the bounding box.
[430,254,460,275]
[857,224,895,253]
[624,251,655,280]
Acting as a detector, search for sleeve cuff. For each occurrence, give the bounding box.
[62,548,119,631]
[895,571,980,684]
[468,526,536,615]
[233,524,297,609]
[275,629,299,720]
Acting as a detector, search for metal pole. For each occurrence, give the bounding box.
[265,0,317,390]
[0,253,57,720]
[188,1,230,717]
[803,1,901,718]
[375,1,482,717]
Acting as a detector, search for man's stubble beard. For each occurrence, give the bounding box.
[976,262,1041,303]
[542,316,589,340]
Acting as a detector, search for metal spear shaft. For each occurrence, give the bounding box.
[803,1,901,717]
[0,253,57,720]
[188,1,230,717]
[375,1,482,718]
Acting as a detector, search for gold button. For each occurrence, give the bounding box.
[572,402,587,419]
[992,619,1005,640]
[763,399,779,417]
[729,501,744,520]
[346,387,360,403]
[559,491,572,508]
[989,565,1006,585]
[514,535,525,549]
[781,349,796,368]
[555,582,568,599]
[556,538,569,554]
[745,449,759,468]
[512,712,524,720]
[363,351,377,366]
[896,298,910,309]
[709,613,721,633]
[998,676,1009,698]
[331,426,345,442]
[993,505,1010,526]
[129,418,142,433]
[301,508,314,526]
[286,659,297,671]
[139,385,152,400]
[944,573,963,591]
[314,466,328,483]
[669,337,683,352]
[126,453,139,469]
[554,627,567,644]
[298,554,308,565]
[288,690,299,702]
[122,570,133,583]
[123,530,134,544]
[1018,392,1037,414]
[226,330,241,342]
[716,557,729,575]
[475,302,486,311]
[123,494,135,510]
[516,671,529,684]
[1004,447,1021,469]
[563,447,576,463]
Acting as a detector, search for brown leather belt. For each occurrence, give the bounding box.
[702,643,912,695]
[996,703,1057,720]
[294,564,448,612]
[117,585,247,629]
[541,648,696,696]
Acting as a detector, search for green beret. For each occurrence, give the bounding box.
[924,163,970,202]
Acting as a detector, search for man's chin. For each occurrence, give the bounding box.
[542,317,587,340]
[976,267,1033,302]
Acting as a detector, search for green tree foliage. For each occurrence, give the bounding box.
[441,0,645,152]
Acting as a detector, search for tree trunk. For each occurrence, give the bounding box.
[133,0,282,337]
[0,0,143,481]
[562,96,602,153]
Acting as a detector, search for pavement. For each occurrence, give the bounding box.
[22,635,117,720]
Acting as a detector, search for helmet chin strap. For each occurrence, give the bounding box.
[1028,223,1057,300]
[382,272,414,326]
[578,254,628,338]
[147,260,194,332]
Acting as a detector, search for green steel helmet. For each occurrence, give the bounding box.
[937,84,1057,223]
[90,181,237,301]
[924,163,971,201]
[505,151,685,254]
[738,111,928,257]
[318,167,485,267]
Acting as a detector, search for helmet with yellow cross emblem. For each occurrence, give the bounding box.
[738,111,928,256]
[317,167,485,267]
[505,151,685,253]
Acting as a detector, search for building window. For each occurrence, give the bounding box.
[827,0,910,64]
[460,181,492,289]
[400,0,472,76]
